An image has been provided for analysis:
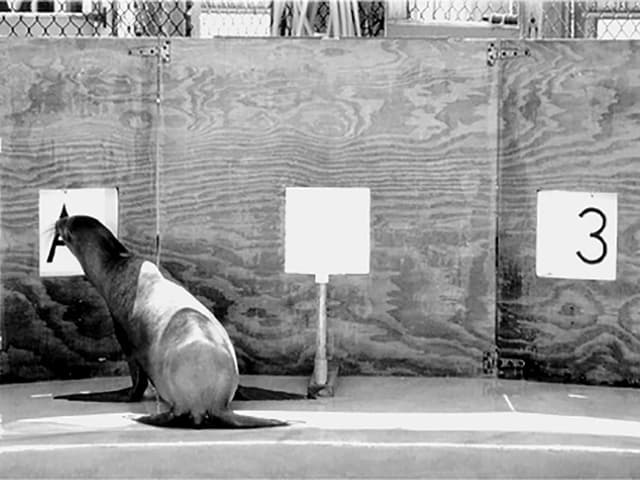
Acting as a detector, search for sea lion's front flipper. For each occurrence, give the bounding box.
[234,384,308,401]
[55,360,149,403]
[54,386,139,402]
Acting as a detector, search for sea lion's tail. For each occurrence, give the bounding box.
[136,410,288,429]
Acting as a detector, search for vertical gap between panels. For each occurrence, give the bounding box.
[154,34,164,267]
[494,39,505,361]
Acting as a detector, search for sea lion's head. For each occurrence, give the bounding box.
[55,216,130,279]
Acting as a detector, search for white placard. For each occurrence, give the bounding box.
[285,187,370,283]
[536,190,617,281]
[39,188,119,277]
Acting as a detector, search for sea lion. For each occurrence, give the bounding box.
[53,215,301,428]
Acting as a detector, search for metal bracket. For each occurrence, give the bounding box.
[128,40,171,63]
[482,349,498,376]
[487,42,531,67]
[498,357,525,380]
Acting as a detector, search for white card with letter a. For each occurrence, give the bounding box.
[39,188,119,277]
[536,190,617,281]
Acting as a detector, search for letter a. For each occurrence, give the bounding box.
[46,204,70,263]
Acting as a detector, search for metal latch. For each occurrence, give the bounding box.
[128,40,171,63]
[487,42,531,67]
[482,349,498,376]
[498,357,526,379]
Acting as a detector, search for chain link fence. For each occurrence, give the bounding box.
[0,0,385,37]
[2,1,639,39]
[407,0,517,23]
[0,1,192,37]
[539,1,640,39]
[404,0,640,39]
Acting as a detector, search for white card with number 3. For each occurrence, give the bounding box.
[536,190,617,281]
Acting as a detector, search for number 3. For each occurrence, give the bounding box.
[576,207,607,265]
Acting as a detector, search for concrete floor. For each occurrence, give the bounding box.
[2,376,640,478]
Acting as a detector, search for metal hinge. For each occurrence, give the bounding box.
[128,40,171,63]
[485,349,527,379]
[498,357,525,380]
[487,42,531,67]
[482,349,498,376]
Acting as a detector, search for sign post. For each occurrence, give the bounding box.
[315,276,328,385]
[285,187,370,395]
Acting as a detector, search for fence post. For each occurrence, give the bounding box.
[518,0,542,39]
[189,1,201,38]
[386,0,408,21]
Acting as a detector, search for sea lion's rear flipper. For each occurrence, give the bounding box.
[234,384,308,401]
[55,360,149,403]
[212,410,289,428]
[136,410,289,429]
[136,412,193,428]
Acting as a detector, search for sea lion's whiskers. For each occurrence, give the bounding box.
[43,223,57,236]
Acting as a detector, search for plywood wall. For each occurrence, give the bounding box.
[0,38,497,381]
[497,41,640,386]
[159,39,497,376]
[4,38,639,387]
[0,38,158,380]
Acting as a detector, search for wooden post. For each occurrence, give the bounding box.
[329,0,340,37]
[352,0,361,36]
[189,0,201,38]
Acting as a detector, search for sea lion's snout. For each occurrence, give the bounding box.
[55,217,71,244]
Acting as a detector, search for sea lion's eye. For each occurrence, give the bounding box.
[59,228,72,243]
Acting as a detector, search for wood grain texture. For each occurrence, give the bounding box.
[159,38,497,377]
[0,38,158,381]
[497,41,640,385]
[0,38,497,381]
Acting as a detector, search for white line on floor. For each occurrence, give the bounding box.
[12,410,640,439]
[2,440,640,456]
[503,394,516,412]
[30,393,53,398]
